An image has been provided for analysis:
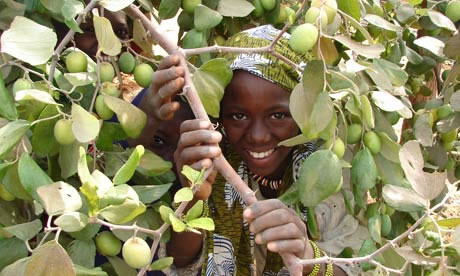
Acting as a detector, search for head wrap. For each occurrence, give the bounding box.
[220,25,312,92]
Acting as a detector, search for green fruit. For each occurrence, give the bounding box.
[100,82,119,97]
[0,184,15,201]
[95,95,114,120]
[437,104,453,120]
[445,157,456,171]
[214,35,226,46]
[305,7,328,29]
[455,165,460,179]
[380,214,392,236]
[134,63,154,88]
[332,137,345,159]
[347,123,362,144]
[96,231,122,256]
[443,140,456,151]
[118,52,136,74]
[285,7,296,24]
[384,205,395,216]
[182,0,201,14]
[311,0,337,24]
[441,129,458,143]
[446,0,460,22]
[122,237,151,269]
[276,5,287,24]
[372,3,384,17]
[288,23,319,54]
[177,11,194,31]
[54,119,75,145]
[252,0,265,17]
[66,51,88,73]
[183,29,204,49]
[383,111,400,125]
[12,79,32,94]
[364,131,381,155]
[99,62,115,83]
[365,202,379,219]
[338,247,354,258]
[261,0,276,11]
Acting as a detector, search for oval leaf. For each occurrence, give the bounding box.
[174,187,193,203]
[195,5,223,31]
[217,0,254,17]
[113,145,145,185]
[36,181,82,215]
[0,120,30,158]
[71,104,101,143]
[187,217,215,231]
[382,184,428,212]
[18,153,53,201]
[15,89,58,105]
[334,35,385,58]
[413,36,445,57]
[3,220,42,241]
[93,10,122,56]
[103,95,146,138]
[24,240,76,276]
[54,212,88,232]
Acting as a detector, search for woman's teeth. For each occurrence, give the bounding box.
[248,149,274,159]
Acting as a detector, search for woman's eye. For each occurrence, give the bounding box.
[153,136,165,146]
[271,113,286,119]
[115,28,129,39]
[232,114,247,120]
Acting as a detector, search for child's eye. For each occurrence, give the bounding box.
[271,113,286,119]
[232,114,247,120]
[153,136,165,146]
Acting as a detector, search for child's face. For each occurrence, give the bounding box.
[75,10,129,59]
[220,70,299,178]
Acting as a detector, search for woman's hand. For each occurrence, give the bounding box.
[174,119,222,200]
[243,199,313,259]
[139,55,185,121]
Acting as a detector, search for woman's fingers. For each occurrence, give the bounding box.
[157,54,181,70]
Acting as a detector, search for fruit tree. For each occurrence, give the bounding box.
[0,0,460,275]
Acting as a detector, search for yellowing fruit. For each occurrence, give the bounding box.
[100,82,119,97]
[305,7,328,29]
[54,119,75,145]
[122,237,151,269]
[96,231,122,257]
[66,51,88,73]
[99,62,115,83]
[332,137,345,159]
[134,63,154,88]
[311,0,337,24]
[288,23,319,54]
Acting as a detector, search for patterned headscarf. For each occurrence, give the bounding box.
[220,25,313,92]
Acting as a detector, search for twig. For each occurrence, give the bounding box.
[88,57,102,113]
[90,217,159,237]
[31,113,62,126]
[48,0,99,83]
[110,56,123,95]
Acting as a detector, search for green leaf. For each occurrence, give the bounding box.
[106,256,137,276]
[15,89,58,105]
[61,0,84,33]
[93,10,121,56]
[113,145,145,185]
[297,150,342,207]
[31,105,60,156]
[351,148,378,191]
[174,187,193,203]
[37,181,82,216]
[183,29,204,49]
[382,184,428,212]
[69,224,101,241]
[99,184,131,207]
[185,200,204,222]
[68,240,96,269]
[368,215,381,244]
[358,239,378,271]
[360,95,374,130]
[3,163,31,201]
[181,165,205,185]
[3,219,42,241]
[333,35,385,58]
[364,15,403,32]
[59,141,85,179]
[0,120,30,158]
[0,238,28,271]
[337,0,360,20]
[137,150,172,176]
[371,91,412,119]
[217,0,254,17]
[195,5,223,31]
[103,95,147,138]
[159,205,175,224]
[0,16,57,65]
[55,212,88,232]
[414,113,433,147]
[78,147,99,215]
[444,33,460,61]
[373,59,408,87]
[193,58,232,117]
[374,154,410,188]
[399,141,447,201]
[91,170,114,199]
[74,264,107,276]
[0,257,30,276]
[24,240,75,276]
[436,113,460,134]
[150,257,174,271]
[450,91,460,112]
[427,10,456,32]
[413,36,445,57]
[159,0,180,19]
[0,71,17,120]
[18,153,53,201]
[99,199,146,224]
[169,213,186,232]
[99,0,134,12]
[377,132,400,163]
[133,184,173,204]
[96,122,128,151]
[64,72,97,87]
[72,104,101,143]
[278,134,310,147]
[396,4,416,23]
[187,217,215,231]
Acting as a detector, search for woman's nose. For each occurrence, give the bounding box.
[246,119,271,144]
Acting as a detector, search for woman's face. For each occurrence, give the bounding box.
[221,70,299,178]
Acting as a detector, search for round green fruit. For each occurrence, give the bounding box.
[383,111,400,125]
[305,7,328,29]
[54,119,75,145]
[332,137,345,159]
[182,0,201,14]
[118,52,136,74]
[311,0,337,24]
[252,0,264,17]
[437,104,453,120]
[95,95,114,120]
[365,202,379,219]
[96,231,122,257]
[285,7,296,24]
[66,51,88,73]
[214,35,226,46]
[100,82,119,97]
[12,79,32,94]
[134,63,154,88]
[0,184,15,201]
[276,5,288,24]
[122,237,151,269]
[347,123,362,144]
[364,131,381,155]
[288,23,319,54]
[446,0,460,22]
[380,214,392,236]
[99,62,115,83]
[261,0,276,11]
[441,129,458,143]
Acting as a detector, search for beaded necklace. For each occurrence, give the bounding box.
[249,172,282,190]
